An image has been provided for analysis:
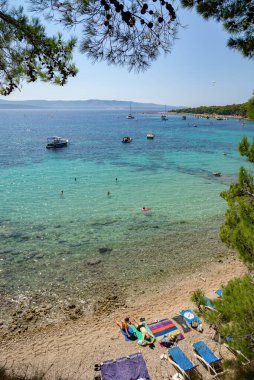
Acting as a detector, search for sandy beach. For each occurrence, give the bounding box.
[0,252,246,380]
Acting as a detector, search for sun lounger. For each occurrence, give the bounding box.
[224,337,250,365]
[99,352,151,380]
[179,308,201,325]
[203,296,216,311]
[167,346,199,379]
[192,341,225,377]
[215,289,223,297]
[148,318,182,338]
[173,315,191,333]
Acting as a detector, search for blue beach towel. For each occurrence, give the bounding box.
[120,326,135,342]
[180,308,201,325]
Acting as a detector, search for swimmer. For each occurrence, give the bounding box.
[60,190,64,197]
[115,177,118,182]
[74,177,77,181]
[107,191,111,197]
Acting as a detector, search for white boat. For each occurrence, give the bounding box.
[126,103,135,119]
[161,105,168,120]
[46,136,69,149]
[147,132,154,139]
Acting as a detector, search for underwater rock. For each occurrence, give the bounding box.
[87,258,101,266]
[99,247,112,255]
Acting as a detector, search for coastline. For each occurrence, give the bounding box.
[138,110,246,119]
[0,251,246,379]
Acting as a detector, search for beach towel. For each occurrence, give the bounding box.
[179,309,201,325]
[100,352,151,380]
[173,315,191,333]
[120,325,136,342]
[130,323,154,344]
[147,318,181,338]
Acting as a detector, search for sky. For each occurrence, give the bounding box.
[3,3,254,107]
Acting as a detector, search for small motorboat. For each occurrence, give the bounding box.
[46,136,69,149]
[147,132,154,140]
[122,136,132,143]
[213,172,222,177]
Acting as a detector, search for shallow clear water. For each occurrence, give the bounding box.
[0,110,254,316]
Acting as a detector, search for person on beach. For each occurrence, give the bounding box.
[132,319,155,345]
[114,317,135,340]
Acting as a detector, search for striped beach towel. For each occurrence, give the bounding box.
[148,318,181,338]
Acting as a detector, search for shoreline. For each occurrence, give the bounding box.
[0,215,232,327]
[0,252,246,379]
[138,111,246,119]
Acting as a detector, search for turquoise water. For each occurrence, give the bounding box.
[0,110,254,318]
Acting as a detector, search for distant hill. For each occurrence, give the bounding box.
[0,99,180,111]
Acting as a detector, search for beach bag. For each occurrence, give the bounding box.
[191,320,199,328]
[159,336,174,348]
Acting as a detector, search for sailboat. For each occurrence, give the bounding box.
[126,102,135,119]
[161,105,168,120]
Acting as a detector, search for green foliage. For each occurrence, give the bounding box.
[238,137,254,163]
[220,167,254,266]
[223,361,254,379]
[0,1,77,95]
[203,276,254,361]
[180,0,254,59]
[246,97,254,120]
[239,137,250,157]
[191,289,205,311]
[30,0,179,73]
[172,103,247,117]
[1,0,254,94]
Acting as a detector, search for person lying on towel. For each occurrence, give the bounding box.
[114,317,136,340]
[132,319,155,346]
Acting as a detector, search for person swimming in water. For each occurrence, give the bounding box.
[107,191,111,197]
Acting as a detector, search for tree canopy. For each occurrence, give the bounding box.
[0,0,253,95]
[246,96,254,120]
[192,276,254,362]
[0,1,77,95]
[181,0,254,59]
[220,166,254,267]
[172,103,248,117]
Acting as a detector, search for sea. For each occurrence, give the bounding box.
[0,109,254,319]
